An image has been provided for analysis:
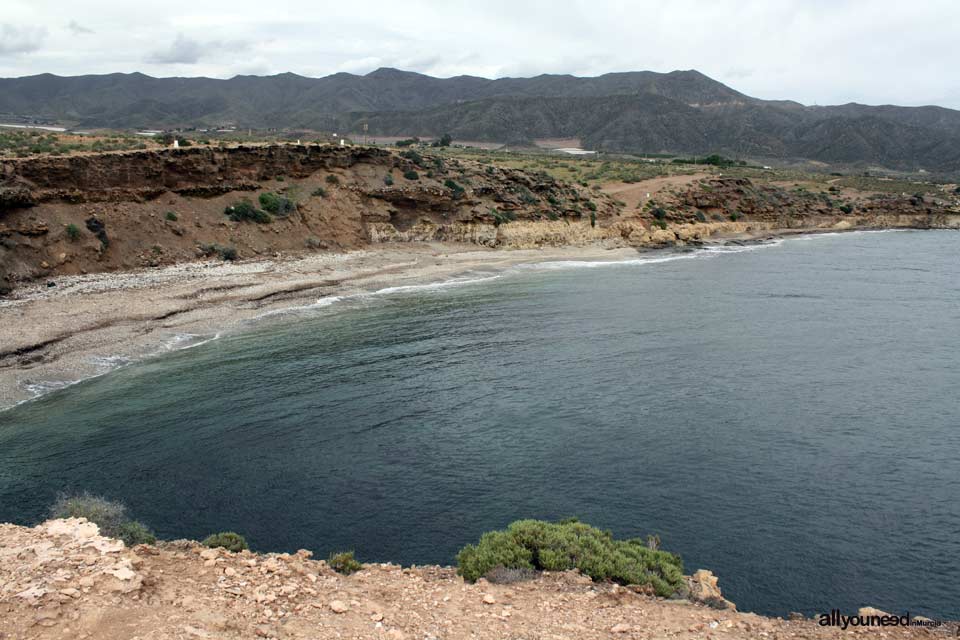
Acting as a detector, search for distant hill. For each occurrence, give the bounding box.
[2,68,959,173]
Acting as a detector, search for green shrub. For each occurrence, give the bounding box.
[311,187,327,198]
[444,179,465,198]
[651,219,668,230]
[50,492,126,532]
[65,223,81,241]
[384,174,394,186]
[729,211,741,222]
[651,207,667,220]
[585,200,597,211]
[400,150,422,165]
[258,192,296,216]
[199,243,238,261]
[403,170,420,181]
[202,531,248,552]
[590,211,597,228]
[328,551,362,575]
[456,519,684,596]
[694,211,707,223]
[839,204,854,214]
[225,199,271,223]
[164,211,178,221]
[117,520,157,546]
[325,174,340,185]
[491,208,516,226]
[49,492,156,546]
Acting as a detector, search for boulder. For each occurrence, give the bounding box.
[686,569,736,610]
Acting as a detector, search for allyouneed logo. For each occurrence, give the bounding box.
[818,610,947,631]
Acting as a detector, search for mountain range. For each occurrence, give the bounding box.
[2,68,959,173]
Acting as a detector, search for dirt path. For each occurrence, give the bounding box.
[601,172,711,210]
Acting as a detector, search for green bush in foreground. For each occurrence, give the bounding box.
[328,550,362,575]
[202,531,248,552]
[49,492,156,546]
[455,519,684,596]
[65,223,81,241]
[117,520,157,546]
[164,211,178,221]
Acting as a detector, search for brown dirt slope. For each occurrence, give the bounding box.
[1,519,953,640]
[3,145,959,296]
[0,145,620,294]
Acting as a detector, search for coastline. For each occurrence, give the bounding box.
[0,227,914,410]
[0,242,650,410]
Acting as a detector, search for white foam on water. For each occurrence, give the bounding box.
[0,230,890,411]
[4,331,223,412]
[367,274,503,297]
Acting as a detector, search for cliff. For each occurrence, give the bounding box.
[2,145,959,296]
[0,145,620,294]
[0,518,945,639]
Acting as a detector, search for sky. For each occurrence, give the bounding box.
[1,0,958,108]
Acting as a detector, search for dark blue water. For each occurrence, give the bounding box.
[2,230,959,617]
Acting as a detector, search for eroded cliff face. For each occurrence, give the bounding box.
[1,147,958,295]
[0,145,620,293]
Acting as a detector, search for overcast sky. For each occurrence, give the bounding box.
[1,0,958,108]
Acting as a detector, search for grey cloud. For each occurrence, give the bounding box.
[67,20,94,35]
[147,34,207,64]
[146,33,250,65]
[0,24,47,56]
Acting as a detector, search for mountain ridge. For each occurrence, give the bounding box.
[2,68,959,173]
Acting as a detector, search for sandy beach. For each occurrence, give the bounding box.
[0,242,653,410]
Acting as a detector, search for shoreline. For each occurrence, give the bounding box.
[0,242,652,410]
[0,227,912,410]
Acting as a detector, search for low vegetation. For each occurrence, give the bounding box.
[490,208,516,226]
[65,223,81,241]
[443,178,465,198]
[202,531,249,552]
[327,551,362,575]
[0,129,150,158]
[258,192,296,216]
[49,493,156,546]
[199,243,238,261]
[455,519,684,596]
[164,211,178,221]
[225,199,271,223]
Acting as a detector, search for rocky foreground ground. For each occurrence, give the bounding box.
[0,519,954,639]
